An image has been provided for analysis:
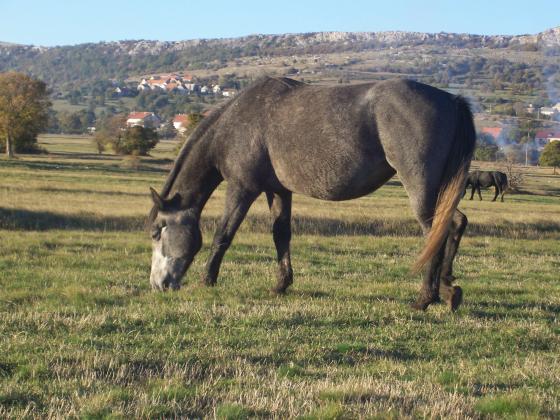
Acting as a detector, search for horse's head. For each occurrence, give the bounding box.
[148,188,202,291]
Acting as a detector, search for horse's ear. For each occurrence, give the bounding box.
[150,187,165,210]
[150,188,182,211]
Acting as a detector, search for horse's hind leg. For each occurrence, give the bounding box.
[492,185,499,202]
[399,178,463,311]
[399,185,446,310]
[500,182,506,202]
[202,183,259,286]
[439,210,467,311]
[411,230,445,311]
[266,191,293,294]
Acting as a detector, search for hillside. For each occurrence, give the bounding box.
[1,27,559,89]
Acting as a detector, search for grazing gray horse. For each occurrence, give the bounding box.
[148,77,476,311]
[465,170,508,202]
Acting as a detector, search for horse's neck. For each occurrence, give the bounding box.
[173,143,222,217]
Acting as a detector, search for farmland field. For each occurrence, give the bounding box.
[1,135,559,418]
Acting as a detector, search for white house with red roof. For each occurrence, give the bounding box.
[535,130,560,148]
[173,114,191,133]
[126,112,161,128]
[480,127,503,140]
[166,81,187,94]
[222,88,237,97]
[137,74,196,93]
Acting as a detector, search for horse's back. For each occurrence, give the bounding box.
[212,78,461,201]
[214,78,392,199]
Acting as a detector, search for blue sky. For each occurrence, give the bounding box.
[0,0,558,46]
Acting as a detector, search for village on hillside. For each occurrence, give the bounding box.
[132,73,237,98]
[124,109,211,134]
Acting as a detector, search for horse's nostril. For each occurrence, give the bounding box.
[161,277,171,291]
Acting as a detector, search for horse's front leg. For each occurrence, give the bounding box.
[202,184,259,286]
[266,191,293,294]
[477,186,483,201]
[469,185,475,200]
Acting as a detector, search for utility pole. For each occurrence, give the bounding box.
[526,129,530,166]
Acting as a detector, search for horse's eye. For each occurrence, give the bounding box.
[151,227,161,241]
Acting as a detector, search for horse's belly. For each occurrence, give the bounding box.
[273,156,396,201]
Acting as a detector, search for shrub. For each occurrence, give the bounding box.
[539,141,560,174]
[112,126,158,156]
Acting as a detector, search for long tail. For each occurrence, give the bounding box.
[412,96,476,273]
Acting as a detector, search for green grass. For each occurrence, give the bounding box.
[1,135,559,418]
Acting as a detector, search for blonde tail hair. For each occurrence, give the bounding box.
[412,95,475,273]
[412,166,468,273]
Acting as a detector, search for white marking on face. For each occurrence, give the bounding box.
[150,231,173,290]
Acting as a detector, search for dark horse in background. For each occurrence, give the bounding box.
[148,77,476,311]
[465,170,508,202]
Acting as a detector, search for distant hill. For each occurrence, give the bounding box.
[1,27,558,89]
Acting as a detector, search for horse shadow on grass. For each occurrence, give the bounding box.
[468,300,560,322]
[0,208,143,231]
[2,155,169,175]
[2,208,560,240]
[33,186,148,197]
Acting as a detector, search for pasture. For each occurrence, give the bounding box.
[1,135,559,418]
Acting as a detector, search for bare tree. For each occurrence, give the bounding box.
[501,154,525,192]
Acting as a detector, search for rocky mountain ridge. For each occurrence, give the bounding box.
[2,27,559,55]
[1,28,557,88]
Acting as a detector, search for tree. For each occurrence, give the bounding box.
[93,114,127,154]
[0,72,51,157]
[158,120,177,139]
[539,141,560,174]
[58,110,92,134]
[474,144,499,161]
[175,113,204,152]
[112,126,158,155]
[475,131,499,161]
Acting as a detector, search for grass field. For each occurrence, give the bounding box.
[1,135,559,418]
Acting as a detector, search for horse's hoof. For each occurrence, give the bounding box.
[273,272,293,295]
[448,286,463,312]
[410,300,430,311]
[271,287,288,295]
[201,276,217,287]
